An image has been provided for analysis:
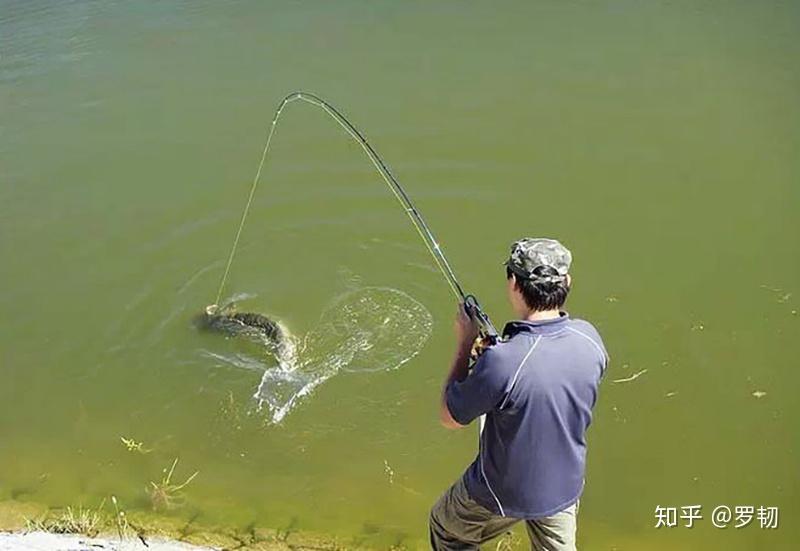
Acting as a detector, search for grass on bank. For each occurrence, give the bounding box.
[11,496,353,550]
[25,501,105,537]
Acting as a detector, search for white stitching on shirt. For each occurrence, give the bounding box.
[479,326,604,518]
[499,336,541,410]
[566,326,609,371]
[479,430,506,516]
[480,335,541,517]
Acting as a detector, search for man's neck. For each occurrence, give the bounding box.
[523,309,561,322]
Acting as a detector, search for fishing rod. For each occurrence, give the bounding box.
[214,91,499,345]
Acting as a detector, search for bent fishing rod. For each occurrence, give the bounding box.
[214,91,499,344]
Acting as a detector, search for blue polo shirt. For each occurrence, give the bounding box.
[445,313,608,519]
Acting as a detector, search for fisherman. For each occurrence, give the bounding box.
[431,238,608,551]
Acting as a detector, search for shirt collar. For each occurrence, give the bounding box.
[503,311,570,338]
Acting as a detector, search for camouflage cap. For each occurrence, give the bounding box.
[505,238,572,283]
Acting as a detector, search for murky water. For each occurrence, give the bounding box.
[1,1,798,549]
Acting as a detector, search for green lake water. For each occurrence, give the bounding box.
[1,1,798,549]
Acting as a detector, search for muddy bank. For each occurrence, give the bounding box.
[0,531,211,551]
[0,500,364,550]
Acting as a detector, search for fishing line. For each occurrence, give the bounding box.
[214,91,467,307]
[213,91,498,433]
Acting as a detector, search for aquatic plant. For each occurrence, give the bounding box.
[25,500,105,537]
[110,495,130,540]
[120,436,152,454]
[147,458,199,511]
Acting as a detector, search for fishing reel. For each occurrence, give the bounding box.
[463,294,499,361]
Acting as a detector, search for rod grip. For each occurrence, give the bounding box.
[463,294,499,344]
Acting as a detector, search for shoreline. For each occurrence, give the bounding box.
[0,532,212,551]
[0,499,363,550]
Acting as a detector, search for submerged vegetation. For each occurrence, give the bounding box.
[120,436,152,454]
[15,445,208,546]
[148,458,200,511]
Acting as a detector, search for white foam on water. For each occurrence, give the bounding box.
[247,286,433,424]
[201,349,274,373]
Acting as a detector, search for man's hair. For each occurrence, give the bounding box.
[506,266,570,311]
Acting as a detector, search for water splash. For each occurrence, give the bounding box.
[200,287,432,424]
[250,286,433,423]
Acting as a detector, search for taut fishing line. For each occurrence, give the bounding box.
[213,91,497,343]
[214,91,462,305]
[209,91,498,426]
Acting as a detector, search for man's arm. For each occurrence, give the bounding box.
[439,305,478,429]
[439,339,473,429]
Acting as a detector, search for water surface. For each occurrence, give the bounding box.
[1,1,799,549]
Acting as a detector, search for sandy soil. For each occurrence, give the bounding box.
[0,531,212,551]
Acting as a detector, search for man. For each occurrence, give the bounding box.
[430,238,608,551]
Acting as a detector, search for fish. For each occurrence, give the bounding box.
[195,302,296,367]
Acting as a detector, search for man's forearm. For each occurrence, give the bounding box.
[445,340,473,386]
[439,340,473,428]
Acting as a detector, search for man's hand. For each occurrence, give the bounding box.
[454,303,480,346]
[470,336,493,360]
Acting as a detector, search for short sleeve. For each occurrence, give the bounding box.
[445,348,509,425]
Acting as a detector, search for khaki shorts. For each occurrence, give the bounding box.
[429,477,578,550]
